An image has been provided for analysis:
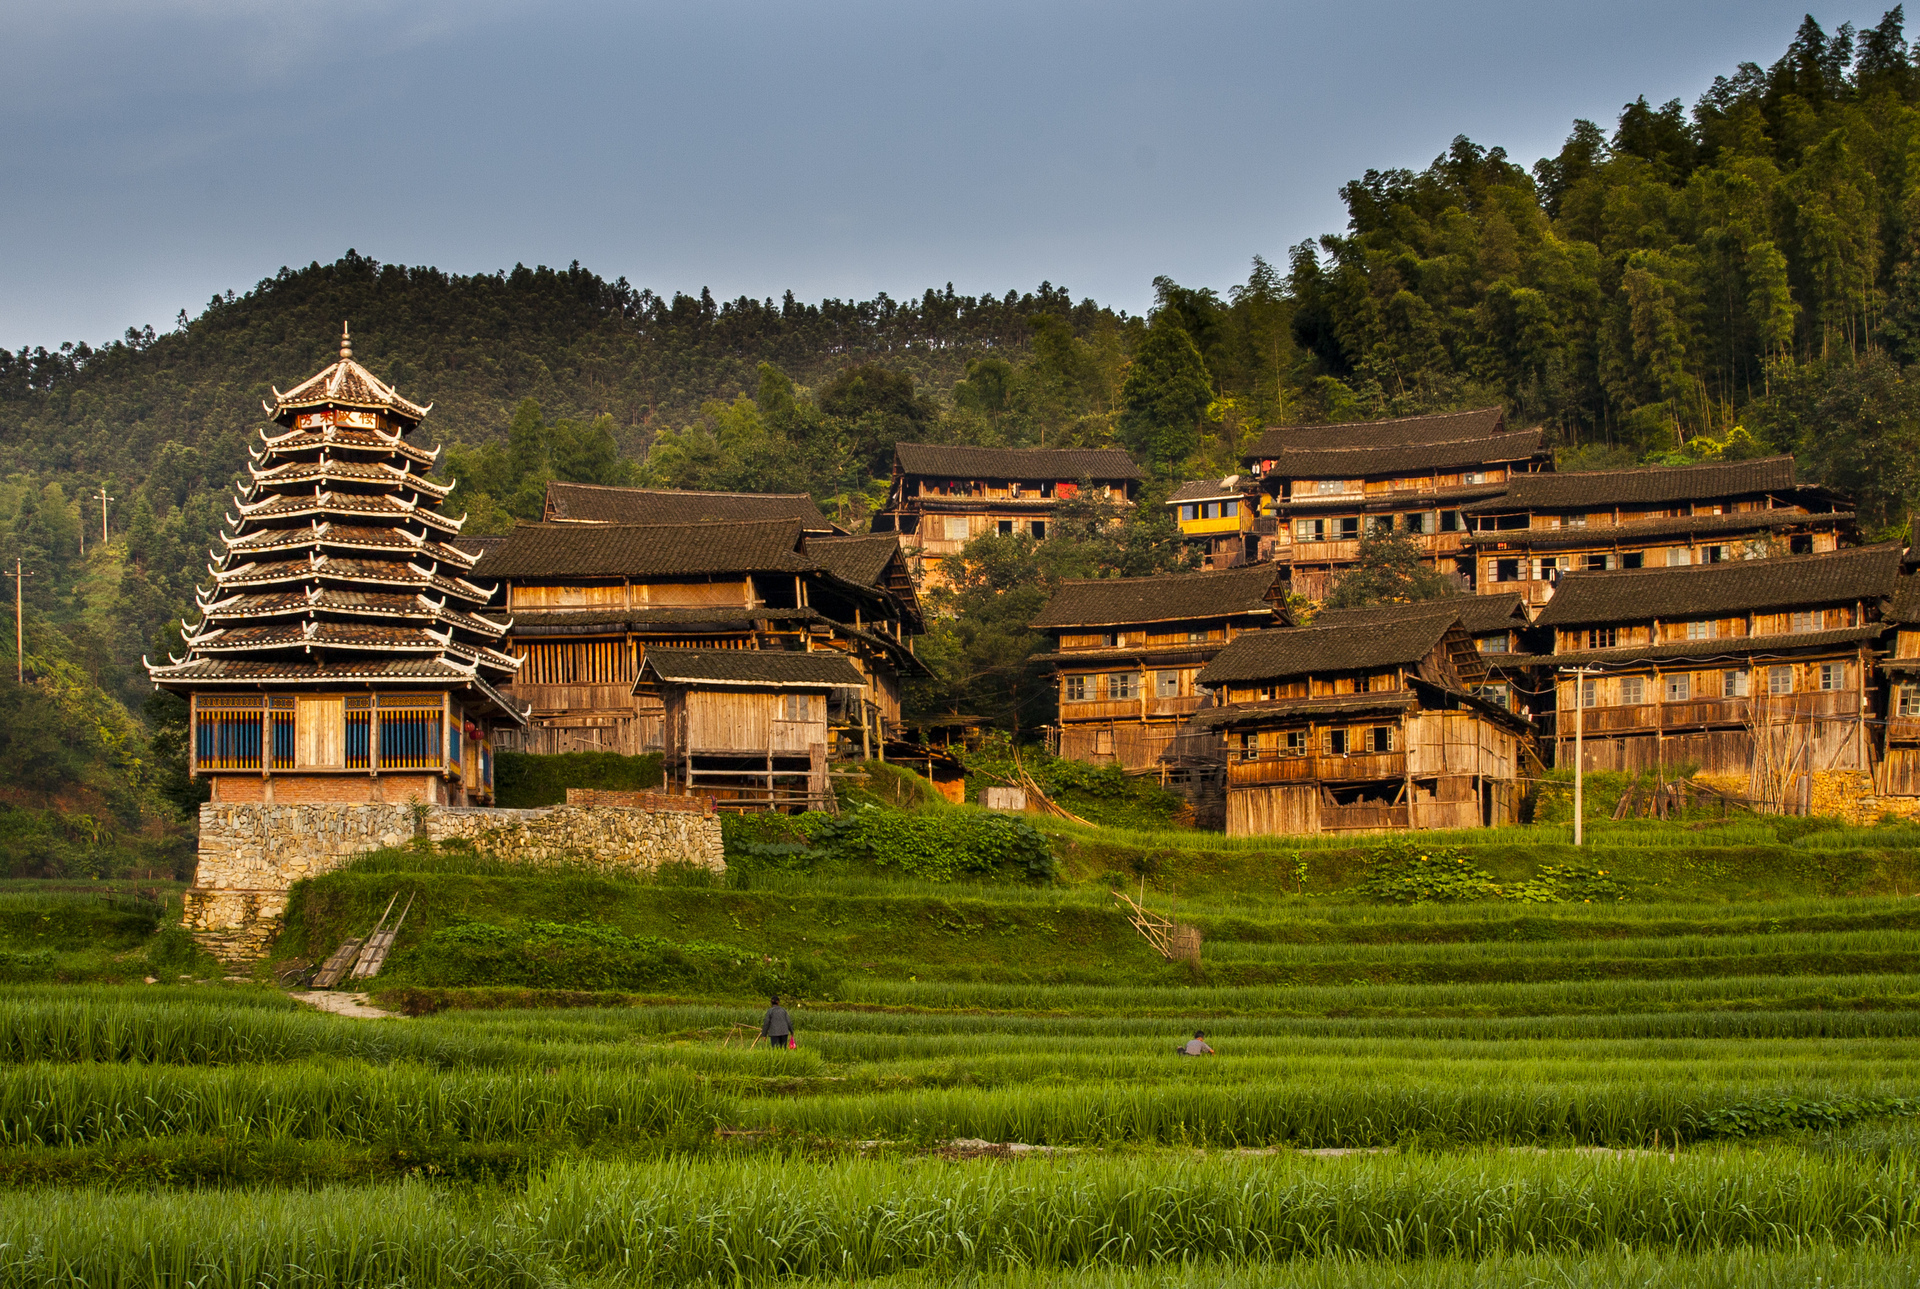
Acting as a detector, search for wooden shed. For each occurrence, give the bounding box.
[1192,608,1533,837]
[636,647,869,812]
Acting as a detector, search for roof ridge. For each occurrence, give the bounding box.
[1257,405,1508,433]
[1540,454,1795,479]
[1554,540,1900,582]
[1052,563,1279,588]
[549,481,818,501]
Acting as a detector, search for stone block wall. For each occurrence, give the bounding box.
[184,801,725,961]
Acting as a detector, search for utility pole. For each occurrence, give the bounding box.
[96,486,115,544]
[1561,666,1595,847]
[6,561,30,685]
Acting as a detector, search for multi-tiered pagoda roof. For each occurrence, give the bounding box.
[147,327,524,721]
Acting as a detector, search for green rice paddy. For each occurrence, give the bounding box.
[3,823,1919,1285]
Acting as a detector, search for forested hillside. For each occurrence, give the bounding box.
[0,9,1917,787]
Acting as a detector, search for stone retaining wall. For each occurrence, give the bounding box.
[184,802,725,960]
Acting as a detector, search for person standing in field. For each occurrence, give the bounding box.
[761,995,795,1050]
[1181,1030,1214,1056]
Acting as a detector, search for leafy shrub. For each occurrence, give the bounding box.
[394,920,833,997]
[494,751,663,808]
[1353,843,1501,904]
[958,735,1186,831]
[1688,1095,1920,1140]
[812,806,1057,883]
[1353,843,1629,905]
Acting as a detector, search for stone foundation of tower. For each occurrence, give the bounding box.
[184,800,725,961]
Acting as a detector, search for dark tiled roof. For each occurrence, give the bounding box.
[1460,456,1804,513]
[544,482,839,531]
[1267,430,1547,480]
[1198,614,1457,684]
[1887,573,1920,625]
[1167,476,1249,504]
[894,443,1145,481]
[1031,564,1284,629]
[472,519,810,580]
[452,534,507,559]
[1462,510,1853,551]
[1533,545,1904,628]
[809,534,903,588]
[639,647,867,688]
[1309,592,1529,635]
[1547,624,1887,667]
[1247,407,1509,458]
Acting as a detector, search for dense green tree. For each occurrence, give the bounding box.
[1118,314,1211,476]
[1325,529,1461,608]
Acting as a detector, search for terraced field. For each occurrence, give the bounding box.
[5,829,1920,1286]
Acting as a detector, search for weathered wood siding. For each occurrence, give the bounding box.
[686,690,825,754]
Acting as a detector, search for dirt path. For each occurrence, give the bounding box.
[289,991,399,1019]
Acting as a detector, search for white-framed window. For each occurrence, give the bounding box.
[1463,471,1486,484]
[780,693,809,721]
[1295,518,1328,541]
[1586,627,1617,649]
[1723,670,1749,698]
[1620,677,1645,705]
[1239,731,1257,755]
[1064,675,1088,702]
[1325,728,1350,755]
[1155,670,1181,699]
[1109,672,1137,701]
[1666,674,1691,702]
[1283,730,1308,756]
[1337,517,1361,540]
[1769,665,1794,696]
[1666,548,1692,566]
[1314,480,1344,495]
[1482,682,1511,710]
[1478,635,1509,654]
[1403,511,1431,535]
[1793,610,1820,633]
[1687,620,1715,640]
[1366,726,1393,753]
[943,516,971,541]
[1581,679,1597,709]
[1820,663,1844,691]
[1901,686,1920,717]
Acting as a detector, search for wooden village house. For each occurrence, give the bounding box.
[467,516,924,762]
[148,326,524,807]
[872,444,1144,587]
[1030,564,1287,771]
[1307,592,1540,715]
[1458,456,1853,607]
[636,647,870,810]
[1531,544,1902,804]
[1876,574,1920,796]
[1189,608,1532,837]
[1244,407,1552,600]
[1166,475,1269,569]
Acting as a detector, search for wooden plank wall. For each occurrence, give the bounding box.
[1226,784,1320,836]
[687,691,826,754]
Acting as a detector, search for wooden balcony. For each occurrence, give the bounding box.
[1322,803,1409,832]
[1229,752,1406,785]
[1566,691,1864,738]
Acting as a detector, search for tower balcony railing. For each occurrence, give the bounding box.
[191,692,466,777]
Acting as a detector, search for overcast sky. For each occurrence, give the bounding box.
[0,1,1897,350]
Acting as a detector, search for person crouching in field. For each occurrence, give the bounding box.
[1180,1030,1214,1056]
[761,996,795,1050]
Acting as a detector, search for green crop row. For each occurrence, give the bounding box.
[4,1151,1919,1288]
[0,1062,725,1148]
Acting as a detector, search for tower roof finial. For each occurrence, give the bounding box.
[340,322,352,361]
